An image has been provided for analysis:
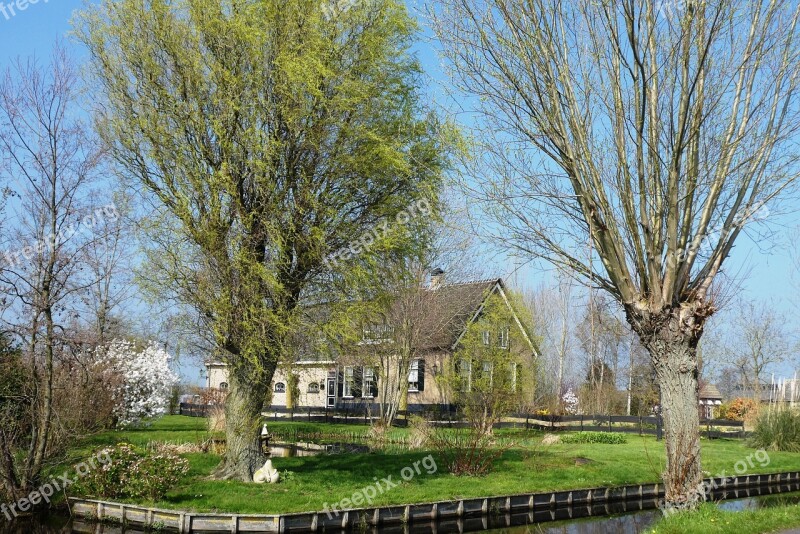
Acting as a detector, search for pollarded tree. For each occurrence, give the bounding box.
[78,0,447,480]
[434,0,800,508]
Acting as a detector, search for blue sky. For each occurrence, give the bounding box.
[1,0,797,383]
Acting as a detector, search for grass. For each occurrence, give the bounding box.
[650,500,800,533]
[58,416,800,516]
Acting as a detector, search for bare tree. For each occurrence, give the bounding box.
[729,299,793,399]
[525,272,576,412]
[349,213,487,427]
[434,0,800,508]
[0,48,109,499]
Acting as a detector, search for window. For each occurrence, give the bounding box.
[509,362,518,392]
[482,330,491,346]
[343,366,355,397]
[408,359,425,392]
[498,327,510,349]
[363,367,377,398]
[482,361,494,387]
[307,382,320,394]
[274,382,286,393]
[219,382,228,390]
[458,358,472,392]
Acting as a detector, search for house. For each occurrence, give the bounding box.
[729,377,800,406]
[698,384,723,419]
[205,273,538,412]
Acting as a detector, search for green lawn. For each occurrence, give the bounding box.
[650,500,800,534]
[59,416,800,521]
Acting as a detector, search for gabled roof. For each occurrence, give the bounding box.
[699,384,723,400]
[410,278,503,351]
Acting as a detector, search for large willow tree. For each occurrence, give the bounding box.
[78,0,445,480]
[434,0,800,508]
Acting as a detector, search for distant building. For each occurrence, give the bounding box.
[728,377,800,406]
[698,384,723,419]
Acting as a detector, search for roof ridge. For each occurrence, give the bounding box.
[434,278,501,289]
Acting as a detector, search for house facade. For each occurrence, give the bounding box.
[205,275,538,412]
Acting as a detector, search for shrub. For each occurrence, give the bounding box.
[408,415,433,449]
[75,443,189,501]
[725,398,759,422]
[431,427,504,476]
[749,409,800,452]
[561,431,627,444]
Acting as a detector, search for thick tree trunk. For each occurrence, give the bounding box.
[627,304,709,510]
[651,341,703,509]
[213,370,268,481]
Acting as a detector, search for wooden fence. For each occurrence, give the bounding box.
[179,403,745,438]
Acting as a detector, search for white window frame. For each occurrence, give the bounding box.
[482,330,491,346]
[509,362,518,392]
[362,367,375,398]
[343,366,355,398]
[499,327,510,349]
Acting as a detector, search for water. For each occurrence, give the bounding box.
[2,489,798,533]
[267,441,370,457]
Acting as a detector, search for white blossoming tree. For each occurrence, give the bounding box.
[101,340,179,428]
[562,389,579,416]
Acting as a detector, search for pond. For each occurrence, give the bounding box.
[3,490,798,533]
[267,441,371,457]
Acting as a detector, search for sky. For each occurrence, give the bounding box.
[1,0,797,383]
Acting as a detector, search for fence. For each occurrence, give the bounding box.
[517,414,745,439]
[179,403,212,418]
[179,403,745,438]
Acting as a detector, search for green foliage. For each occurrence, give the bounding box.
[749,409,800,452]
[74,443,189,501]
[561,431,627,445]
[76,0,448,379]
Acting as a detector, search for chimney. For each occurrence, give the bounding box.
[430,268,445,290]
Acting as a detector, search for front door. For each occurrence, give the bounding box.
[327,378,336,407]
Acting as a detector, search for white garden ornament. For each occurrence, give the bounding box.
[253,459,280,484]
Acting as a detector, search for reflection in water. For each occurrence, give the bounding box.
[2,489,798,533]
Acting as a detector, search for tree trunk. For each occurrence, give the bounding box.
[627,304,708,510]
[213,370,268,481]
